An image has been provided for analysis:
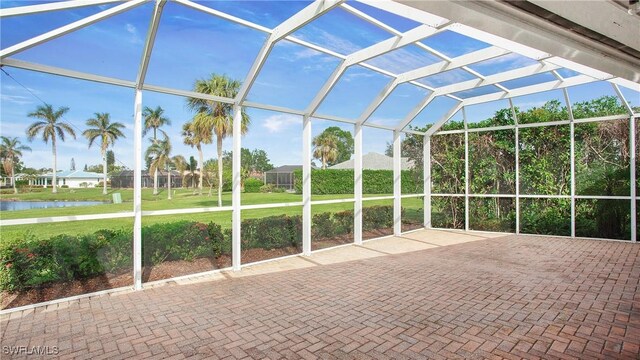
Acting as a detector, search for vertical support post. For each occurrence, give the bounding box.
[563,89,576,238]
[509,98,520,235]
[424,135,431,228]
[232,105,242,270]
[302,116,312,255]
[463,107,470,231]
[354,122,363,245]
[630,115,637,242]
[133,89,142,290]
[393,130,402,235]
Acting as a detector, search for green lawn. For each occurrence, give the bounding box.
[1,188,423,241]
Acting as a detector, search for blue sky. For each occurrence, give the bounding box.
[1,0,638,171]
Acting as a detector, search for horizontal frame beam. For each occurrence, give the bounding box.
[0,0,123,18]
[0,0,147,60]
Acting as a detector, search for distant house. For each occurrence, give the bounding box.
[329,152,414,170]
[110,170,182,188]
[35,170,103,188]
[264,165,302,190]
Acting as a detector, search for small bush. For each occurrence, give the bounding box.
[333,210,354,235]
[240,215,302,250]
[363,205,394,231]
[244,178,263,193]
[60,185,69,188]
[259,184,285,193]
[312,212,335,239]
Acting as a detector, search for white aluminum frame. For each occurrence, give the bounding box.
[1,0,638,312]
[430,89,639,241]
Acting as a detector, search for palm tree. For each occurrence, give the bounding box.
[145,136,173,200]
[26,104,76,193]
[187,74,250,206]
[82,113,126,195]
[313,132,339,169]
[0,137,31,194]
[172,154,188,188]
[142,106,171,195]
[182,120,211,195]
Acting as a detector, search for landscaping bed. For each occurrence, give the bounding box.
[1,205,421,309]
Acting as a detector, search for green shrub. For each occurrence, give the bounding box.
[240,215,302,250]
[311,212,335,239]
[142,221,224,265]
[363,205,394,231]
[259,183,285,193]
[244,178,263,193]
[60,185,69,188]
[333,210,354,235]
[292,169,420,194]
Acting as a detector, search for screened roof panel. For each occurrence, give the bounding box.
[417,68,478,88]
[367,83,431,127]
[144,1,266,90]
[246,40,342,110]
[290,6,395,55]
[316,65,392,119]
[192,0,311,29]
[465,99,513,128]
[567,81,629,118]
[0,3,119,49]
[467,53,540,76]
[365,44,441,74]
[11,2,152,81]
[419,30,491,58]
[555,68,581,79]
[452,85,502,99]
[410,95,459,129]
[500,72,558,90]
[344,1,422,33]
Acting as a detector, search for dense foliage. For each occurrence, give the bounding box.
[0,206,405,291]
[292,169,422,195]
[421,95,637,240]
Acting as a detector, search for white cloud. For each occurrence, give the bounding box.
[125,23,142,44]
[292,27,361,56]
[262,113,300,133]
[1,94,33,106]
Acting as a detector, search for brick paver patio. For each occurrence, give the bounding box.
[1,232,639,359]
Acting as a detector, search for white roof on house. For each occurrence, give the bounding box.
[329,153,414,171]
[40,170,102,179]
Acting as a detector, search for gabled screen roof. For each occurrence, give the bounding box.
[1,0,638,136]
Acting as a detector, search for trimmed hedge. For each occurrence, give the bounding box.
[292,169,422,194]
[0,205,416,291]
[244,178,263,193]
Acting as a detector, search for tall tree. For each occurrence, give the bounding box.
[145,137,173,200]
[172,155,188,189]
[182,120,211,195]
[312,132,338,169]
[82,113,126,195]
[187,74,250,206]
[188,156,197,188]
[142,106,171,195]
[106,150,115,172]
[26,104,76,193]
[0,137,31,194]
[320,127,354,165]
[70,157,76,171]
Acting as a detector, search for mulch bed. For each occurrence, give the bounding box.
[1,228,404,310]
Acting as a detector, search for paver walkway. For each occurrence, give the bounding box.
[1,230,639,359]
